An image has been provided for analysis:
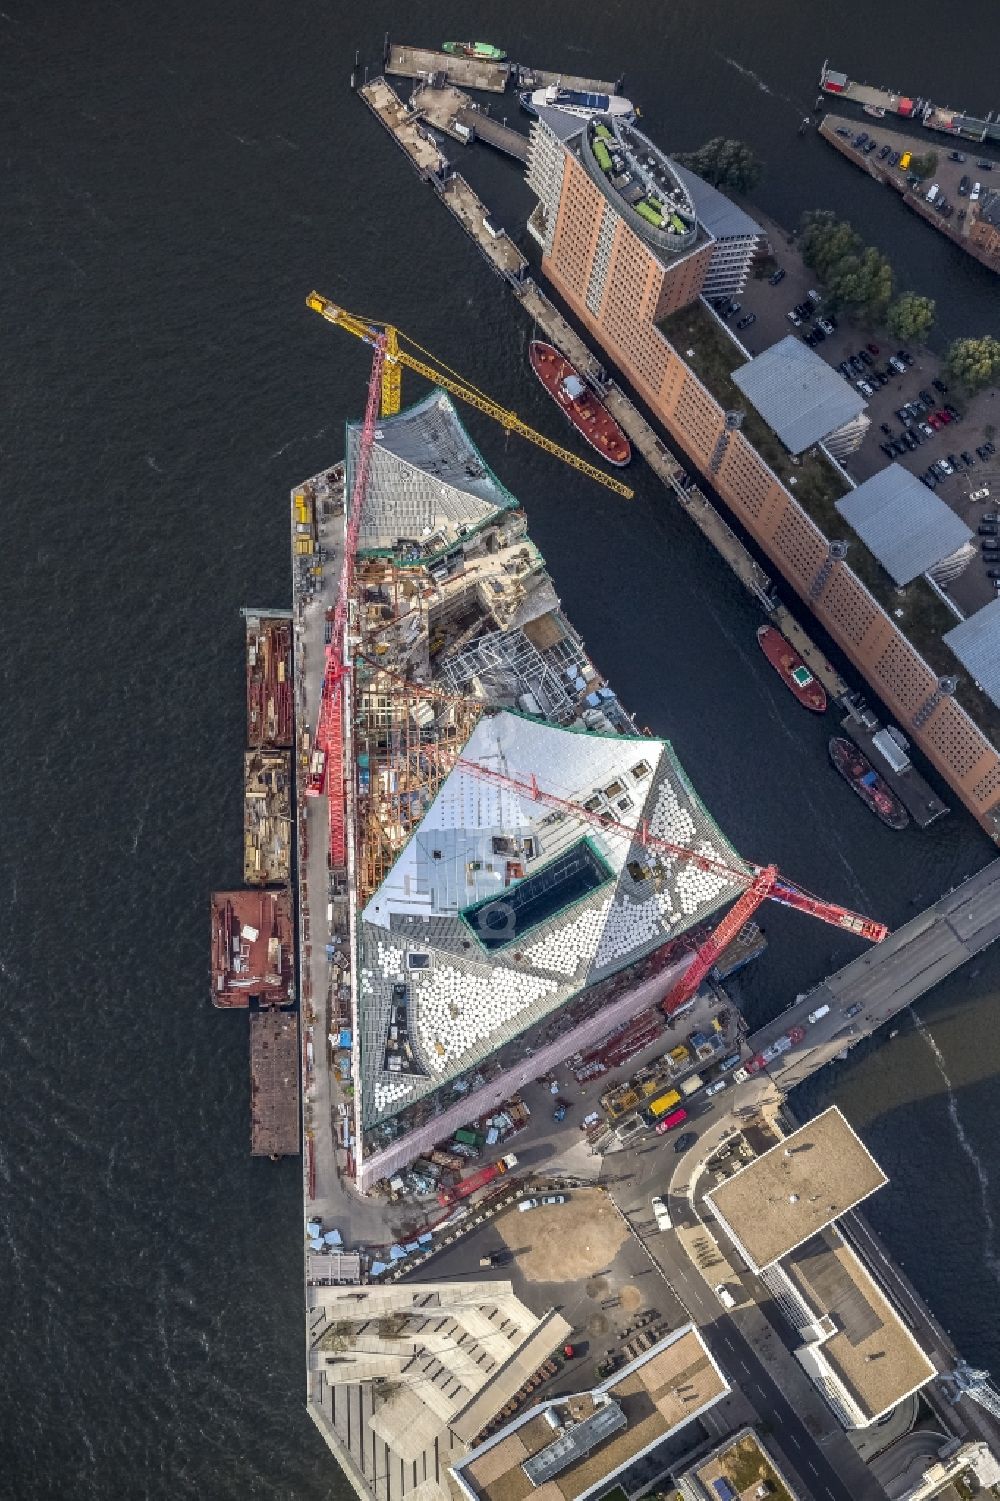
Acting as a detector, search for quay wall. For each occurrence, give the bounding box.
[818,118,1000,277]
[540,151,1000,840]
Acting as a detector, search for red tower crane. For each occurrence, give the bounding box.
[307,331,387,868]
[450,756,888,1013]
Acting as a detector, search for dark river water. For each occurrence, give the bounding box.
[2,1,999,1495]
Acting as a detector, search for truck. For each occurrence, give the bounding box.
[454,1127,484,1151]
[437,1154,518,1207]
[678,1072,705,1098]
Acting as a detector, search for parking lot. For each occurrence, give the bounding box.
[720,215,1000,616]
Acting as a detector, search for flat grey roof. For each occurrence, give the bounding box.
[945,597,1000,708]
[669,161,761,241]
[732,336,866,454]
[836,465,973,586]
[704,1107,887,1270]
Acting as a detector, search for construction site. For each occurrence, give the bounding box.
[292,298,888,1201]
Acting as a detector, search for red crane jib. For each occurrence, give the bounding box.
[447,756,888,1012]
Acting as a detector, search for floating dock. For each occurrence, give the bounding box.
[360,79,528,282]
[244,611,293,748]
[410,83,529,162]
[250,1009,300,1157]
[385,41,510,93]
[211,888,295,1008]
[820,60,1000,147]
[244,749,292,884]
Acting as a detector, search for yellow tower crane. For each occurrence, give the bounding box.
[306,292,634,500]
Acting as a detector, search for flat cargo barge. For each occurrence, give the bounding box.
[250,1008,300,1157]
[244,749,292,884]
[211,888,294,1008]
[245,611,293,748]
[820,60,1000,147]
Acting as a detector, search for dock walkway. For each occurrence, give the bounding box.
[456,107,528,162]
[517,66,619,96]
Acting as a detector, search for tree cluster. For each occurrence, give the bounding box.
[945,336,1000,395]
[909,150,938,180]
[798,211,893,319]
[673,137,763,194]
[886,292,936,343]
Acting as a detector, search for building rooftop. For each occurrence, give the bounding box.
[669,161,762,242]
[346,391,518,560]
[978,190,1000,229]
[732,336,867,455]
[359,710,749,1127]
[577,116,702,259]
[944,597,1000,710]
[684,1427,802,1501]
[704,1107,888,1270]
[836,465,974,586]
[308,1282,569,1501]
[452,1326,728,1501]
[784,1229,937,1421]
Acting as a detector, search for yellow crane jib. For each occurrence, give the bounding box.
[305,292,634,500]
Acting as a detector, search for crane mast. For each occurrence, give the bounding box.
[308,333,387,869]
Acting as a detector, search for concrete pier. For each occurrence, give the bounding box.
[517,66,619,96]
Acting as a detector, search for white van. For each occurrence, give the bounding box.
[807,1004,831,1024]
[714,1284,737,1309]
[971,182,982,202]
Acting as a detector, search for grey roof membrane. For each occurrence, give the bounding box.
[669,161,762,241]
[944,597,1000,708]
[733,335,866,454]
[358,711,749,1127]
[345,391,517,554]
[836,464,973,586]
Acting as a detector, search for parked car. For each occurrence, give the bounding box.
[674,1131,698,1153]
[704,1079,728,1098]
[933,378,948,393]
[962,451,976,467]
[844,1002,863,1018]
[787,309,802,327]
[818,317,836,335]
[769,267,786,285]
[987,569,1000,579]
[715,1284,737,1309]
[979,524,998,536]
[540,1194,566,1206]
[880,422,893,436]
[889,150,900,166]
[651,1195,672,1231]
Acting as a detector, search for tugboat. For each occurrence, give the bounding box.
[829,737,909,829]
[442,41,507,60]
[528,341,631,466]
[757,625,827,712]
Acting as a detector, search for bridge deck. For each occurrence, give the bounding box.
[747,858,1000,1090]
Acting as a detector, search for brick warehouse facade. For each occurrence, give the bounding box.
[529,127,1000,840]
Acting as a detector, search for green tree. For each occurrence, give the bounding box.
[673,137,763,193]
[799,210,862,279]
[945,335,1000,394]
[886,292,936,343]
[909,150,938,180]
[827,245,894,318]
